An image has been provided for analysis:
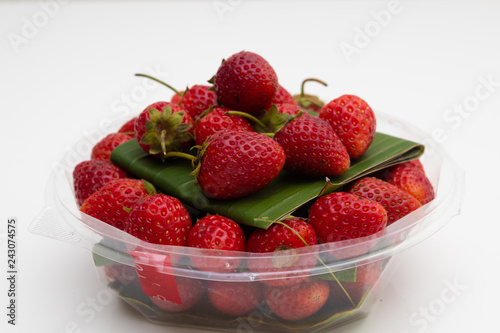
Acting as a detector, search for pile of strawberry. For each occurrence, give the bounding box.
[72,51,435,322]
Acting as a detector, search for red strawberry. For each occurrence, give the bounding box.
[207,281,262,316]
[404,159,425,172]
[270,84,297,107]
[91,133,133,162]
[187,215,246,273]
[118,117,137,134]
[179,84,218,120]
[329,261,383,306]
[246,218,318,287]
[80,178,152,230]
[125,193,192,246]
[213,51,278,116]
[194,107,254,146]
[246,218,318,253]
[170,90,184,105]
[275,102,302,116]
[263,278,330,321]
[195,130,286,199]
[134,101,194,159]
[383,161,435,205]
[349,177,422,226]
[319,94,376,159]
[273,113,350,177]
[150,276,204,312]
[73,160,127,206]
[308,192,387,244]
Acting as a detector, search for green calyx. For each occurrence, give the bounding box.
[142,179,157,195]
[225,106,293,135]
[293,78,328,114]
[140,106,193,160]
[188,141,209,180]
[160,144,205,182]
[255,104,293,134]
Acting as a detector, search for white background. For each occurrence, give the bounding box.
[1,1,499,332]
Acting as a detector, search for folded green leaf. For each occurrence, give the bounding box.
[110,132,423,229]
[92,241,133,267]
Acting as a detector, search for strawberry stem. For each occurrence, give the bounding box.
[194,105,215,127]
[163,151,197,161]
[225,111,267,129]
[300,78,328,97]
[135,73,182,96]
[160,129,167,158]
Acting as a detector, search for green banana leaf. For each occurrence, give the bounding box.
[110,132,423,229]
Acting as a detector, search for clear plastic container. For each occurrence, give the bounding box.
[30,112,464,333]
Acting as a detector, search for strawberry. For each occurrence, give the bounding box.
[273,113,350,177]
[118,117,137,135]
[125,193,192,246]
[187,215,246,273]
[249,103,295,134]
[207,281,262,316]
[274,102,302,116]
[179,84,218,120]
[270,84,297,107]
[73,160,127,207]
[134,101,194,159]
[263,278,330,321]
[90,133,133,162]
[246,218,318,253]
[195,130,286,199]
[150,276,204,312]
[382,160,435,205]
[212,51,278,116]
[80,178,152,230]
[308,192,387,244]
[349,177,422,226]
[319,94,376,159]
[194,107,254,146]
[329,261,383,307]
[246,218,318,287]
[170,91,183,105]
[403,159,425,172]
